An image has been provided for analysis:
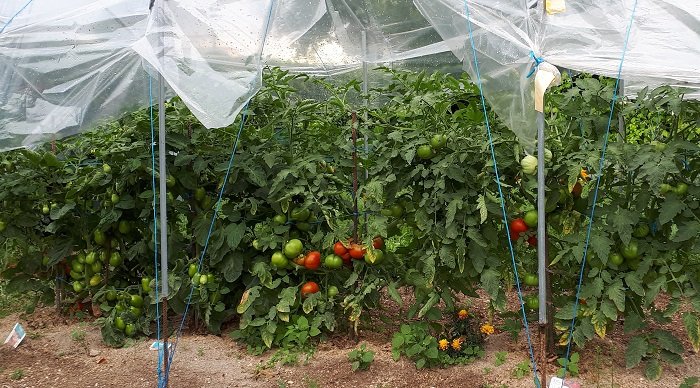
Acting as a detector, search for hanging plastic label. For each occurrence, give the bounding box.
[546,0,566,15]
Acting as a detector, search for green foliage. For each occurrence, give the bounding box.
[348,343,375,371]
[494,351,508,367]
[512,360,531,379]
[680,376,699,388]
[391,323,441,369]
[557,352,580,377]
[0,67,698,369]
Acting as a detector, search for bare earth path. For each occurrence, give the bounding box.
[0,308,698,388]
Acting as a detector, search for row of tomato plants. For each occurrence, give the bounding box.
[0,67,698,376]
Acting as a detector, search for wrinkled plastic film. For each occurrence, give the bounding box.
[415,0,540,150]
[0,0,149,151]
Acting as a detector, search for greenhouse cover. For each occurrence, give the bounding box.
[0,0,698,150]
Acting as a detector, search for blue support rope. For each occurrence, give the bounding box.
[562,0,638,381]
[0,0,34,34]
[463,2,540,386]
[148,75,164,386]
[160,101,250,387]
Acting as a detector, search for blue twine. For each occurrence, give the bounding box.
[562,0,639,381]
[0,0,34,34]
[464,2,540,386]
[160,101,250,386]
[148,75,164,386]
[526,51,545,79]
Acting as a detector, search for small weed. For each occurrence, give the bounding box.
[494,351,507,367]
[557,352,580,378]
[197,347,204,357]
[483,367,492,375]
[680,376,699,388]
[276,380,287,388]
[10,369,24,380]
[71,328,86,342]
[302,375,320,388]
[348,343,375,371]
[512,360,531,379]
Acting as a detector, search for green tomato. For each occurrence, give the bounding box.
[191,273,201,285]
[106,290,118,301]
[194,187,206,202]
[166,175,176,188]
[72,281,84,293]
[124,323,136,337]
[632,224,649,238]
[380,208,393,217]
[271,251,289,268]
[129,306,142,316]
[85,252,96,265]
[290,207,310,222]
[118,220,132,234]
[327,286,339,298]
[0,220,6,232]
[416,145,433,159]
[114,317,126,331]
[109,252,123,267]
[69,270,83,280]
[283,239,303,259]
[525,296,539,310]
[524,274,539,287]
[324,254,343,269]
[199,274,208,285]
[42,204,50,214]
[94,229,106,245]
[390,204,404,218]
[252,239,262,250]
[621,240,640,260]
[272,214,287,225]
[115,303,126,313]
[111,193,120,204]
[130,294,144,308]
[295,222,311,231]
[674,183,688,196]
[188,264,197,278]
[89,274,102,287]
[521,155,537,175]
[102,163,112,174]
[430,134,447,150]
[141,277,151,292]
[609,252,624,266]
[77,252,86,264]
[207,274,215,284]
[523,210,538,228]
[91,261,103,273]
[660,183,673,194]
[72,261,84,273]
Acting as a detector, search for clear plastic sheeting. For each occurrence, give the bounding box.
[415,0,700,148]
[414,0,540,150]
[1,0,698,151]
[0,0,149,150]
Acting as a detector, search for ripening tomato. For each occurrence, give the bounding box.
[304,251,321,270]
[510,218,528,235]
[349,244,365,260]
[527,235,537,247]
[301,281,320,297]
[341,252,352,263]
[333,241,347,256]
[372,236,384,249]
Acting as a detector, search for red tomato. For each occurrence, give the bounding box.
[372,236,384,249]
[333,241,347,256]
[301,281,320,297]
[293,255,306,266]
[341,252,352,263]
[349,244,365,260]
[509,218,528,235]
[509,230,520,242]
[527,235,537,247]
[304,251,321,270]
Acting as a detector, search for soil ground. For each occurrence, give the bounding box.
[0,294,698,388]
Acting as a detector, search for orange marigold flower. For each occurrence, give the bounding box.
[451,338,462,351]
[438,339,449,351]
[480,323,495,335]
[580,168,590,180]
[458,309,468,320]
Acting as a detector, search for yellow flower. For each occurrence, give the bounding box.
[451,338,462,351]
[458,309,468,320]
[480,323,495,335]
[438,339,449,351]
[580,168,590,180]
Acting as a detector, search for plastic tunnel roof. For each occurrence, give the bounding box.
[0,0,698,151]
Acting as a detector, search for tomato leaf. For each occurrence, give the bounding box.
[625,336,648,368]
[658,196,686,226]
[624,273,645,297]
[653,330,684,355]
[623,312,647,334]
[480,269,500,299]
[607,279,625,312]
[682,313,700,353]
[644,358,662,381]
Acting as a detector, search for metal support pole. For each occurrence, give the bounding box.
[157,72,170,388]
[361,30,369,238]
[536,110,547,385]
